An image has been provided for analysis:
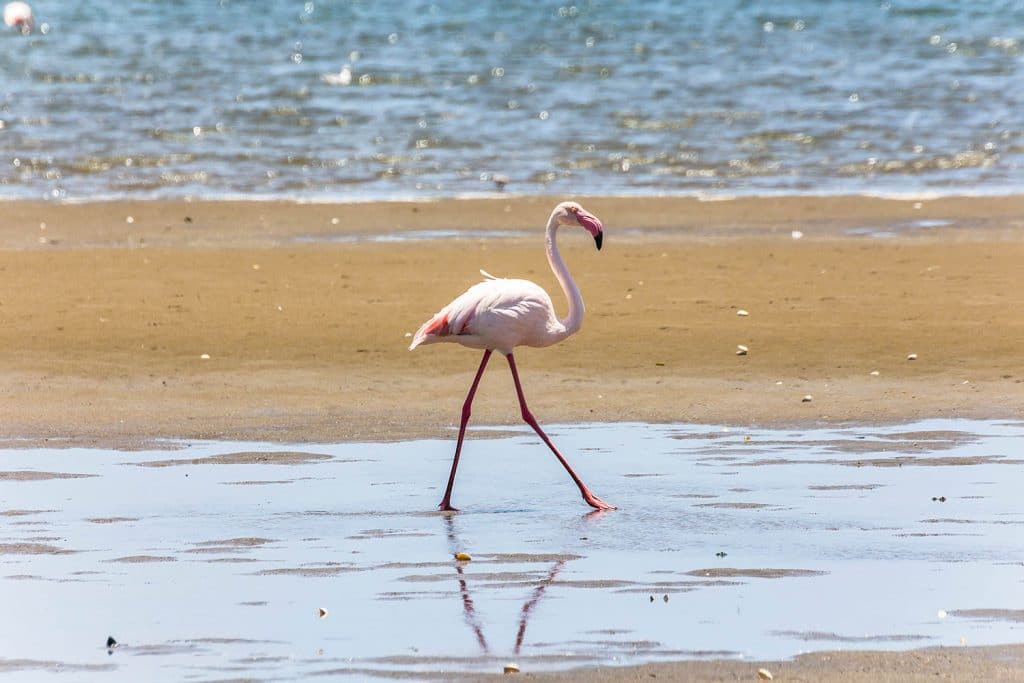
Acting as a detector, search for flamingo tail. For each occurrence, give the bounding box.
[409,311,450,350]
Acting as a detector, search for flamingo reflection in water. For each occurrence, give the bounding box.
[442,515,568,657]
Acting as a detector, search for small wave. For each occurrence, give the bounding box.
[839,150,999,176]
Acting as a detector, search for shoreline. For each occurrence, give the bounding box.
[2,193,1023,248]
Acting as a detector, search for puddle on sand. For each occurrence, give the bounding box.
[843,218,955,238]
[1,419,1023,680]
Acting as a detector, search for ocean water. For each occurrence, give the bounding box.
[0,0,1022,201]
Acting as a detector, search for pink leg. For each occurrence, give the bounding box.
[439,350,492,511]
[506,353,616,511]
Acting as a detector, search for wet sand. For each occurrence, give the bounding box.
[1,195,1023,447]
[2,420,1024,681]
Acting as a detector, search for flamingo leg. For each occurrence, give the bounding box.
[506,353,616,511]
[439,349,492,511]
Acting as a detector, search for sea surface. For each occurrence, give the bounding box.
[1,0,1022,201]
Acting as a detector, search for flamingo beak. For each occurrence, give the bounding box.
[576,209,604,251]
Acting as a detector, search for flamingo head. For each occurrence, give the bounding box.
[554,201,604,250]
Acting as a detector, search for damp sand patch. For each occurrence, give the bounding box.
[134,451,332,467]
[0,471,95,481]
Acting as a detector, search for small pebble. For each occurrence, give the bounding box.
[503,662,520,674]
[938,609,948,619]
[791,230,803,240]
[736,309,749,316]
[870,370,880,376]
[757,668,774,681]
[318,607,328,618]
[715,551,728,557]
[649,595,655,602]
[454,552,472,561]
[907,353,918,361]
[126,216,134,224]
[106,636,118,649]
[200,354,210,360]
[663,594,669,603]
[736,345,749,356]
[801,394,813,403]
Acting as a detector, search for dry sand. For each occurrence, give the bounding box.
[2,194,1024,679]
[1,194,1022,447]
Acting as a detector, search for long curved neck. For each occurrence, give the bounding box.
[546,213,584,341]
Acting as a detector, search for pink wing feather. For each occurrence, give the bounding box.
[409,290,480,350]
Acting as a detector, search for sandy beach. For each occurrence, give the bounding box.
[1,194,1022,446]
[2,195,1024,681]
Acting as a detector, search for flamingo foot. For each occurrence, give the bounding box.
[582,492,617,511]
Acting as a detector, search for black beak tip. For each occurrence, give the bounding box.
[594,231,603,250]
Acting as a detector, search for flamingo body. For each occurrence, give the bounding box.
[410,201,614,512]
[410,277,563,355]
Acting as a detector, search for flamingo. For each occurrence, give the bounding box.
[410,201,615,512]
[3,2,32,33]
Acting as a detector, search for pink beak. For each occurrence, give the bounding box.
[576,210,604,250]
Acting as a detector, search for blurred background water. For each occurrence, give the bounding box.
[1,0,1021,201]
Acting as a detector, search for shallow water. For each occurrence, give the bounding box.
[2,1,1022,201]
[2,419,1024,679]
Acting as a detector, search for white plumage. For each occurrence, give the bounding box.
[410,276,564,355]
